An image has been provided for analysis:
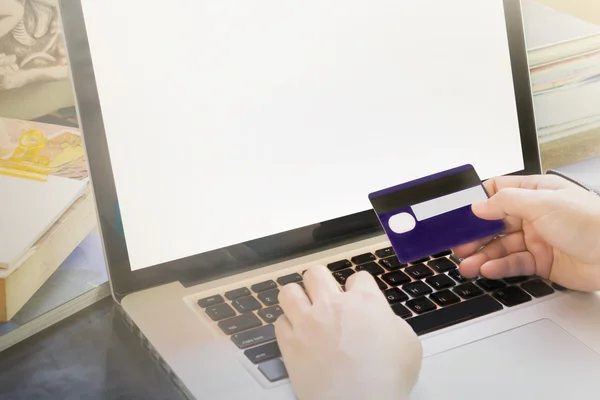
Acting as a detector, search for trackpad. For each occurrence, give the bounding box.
[410,319,600,399]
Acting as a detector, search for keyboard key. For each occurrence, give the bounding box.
[251,280,277,293]
[430,290,461,307]
[375,247,395,258]
[383,287,409,304]
[448,269,469,283]
[258,289,280,306]
[493,286,532,307]
[256,306,283,324]
[205,303,236,321]
[381,270,411,286]
[327,259,352,272]
[426,274,456,290]
[379,256,406,271]
[258,306,284,324]
[406,297,437,314]
[244,341,281,364]
[453,283,484,300]
[427,258,457,273]
[232,296,263,313]
[431,249,452,258]
[476,278,506,292]
[197,295,224,308]
[258,358,288,382]
[332,269,355,284]
[277,273,303,286]
[405,264,434,280]
[391,303,412,319]
[521,279,555,298]
[225,287,251,300]
[406,295,503,335]
[403,281,433,298]
[355,262,385,276]
[450,254,463,265]
[352,253,376,265]
[217,313,262,335]
[231,324,275,349]
[374,276,388,290]
[503,276,530,284]
[410,256,430,264]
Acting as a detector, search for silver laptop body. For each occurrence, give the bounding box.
[58,0,600,398]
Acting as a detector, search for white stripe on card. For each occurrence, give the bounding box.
[411,185,487,221]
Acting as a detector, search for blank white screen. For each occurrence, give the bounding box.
[79,0,524,271]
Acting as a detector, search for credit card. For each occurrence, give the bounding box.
[368,164,504,263]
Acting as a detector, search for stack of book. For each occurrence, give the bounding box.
[0,228,109,352]
[524,0,600,143]
[0,117,97,323]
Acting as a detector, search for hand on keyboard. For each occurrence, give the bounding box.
[275,265,422,400]
[453,174,600,292]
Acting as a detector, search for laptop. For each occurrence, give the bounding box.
[58,0,600,398]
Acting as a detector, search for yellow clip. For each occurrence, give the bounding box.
[0,129,52,182]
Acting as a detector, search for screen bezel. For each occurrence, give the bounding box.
[58,0,541,301]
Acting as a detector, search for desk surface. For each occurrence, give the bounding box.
[0,297,184,400]
[540,128,600,172]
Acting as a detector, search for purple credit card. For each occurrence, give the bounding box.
[368,164,505,263]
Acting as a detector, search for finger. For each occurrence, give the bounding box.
[345,270,379,293]
[274,314,293,342]
[482,175,538,197]
[278,283,311,327]
[452,233,496,259]
[482,174,573,196]
[274,315,295,359]
[471,187,558,222]
[453,216,522,259]
[303,264,341,303]
[458,232,527,277]
[479,251,537,279]
[489,215,522,234]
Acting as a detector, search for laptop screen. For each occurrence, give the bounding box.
[79,0,525,272]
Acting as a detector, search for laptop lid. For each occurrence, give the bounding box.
[58,0,540,300]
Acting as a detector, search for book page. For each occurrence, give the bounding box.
[536,0,600,26]
[523,0,600,50]
[0,175,87,268]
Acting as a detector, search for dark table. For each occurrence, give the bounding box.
[0,297,185,400]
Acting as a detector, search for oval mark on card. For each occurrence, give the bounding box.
[388,212,416,234]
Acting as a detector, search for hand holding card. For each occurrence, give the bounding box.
[369,164,504,263]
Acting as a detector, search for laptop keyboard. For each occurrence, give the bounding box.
[195,246,558,383]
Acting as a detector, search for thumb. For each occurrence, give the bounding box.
[472,187,558,222]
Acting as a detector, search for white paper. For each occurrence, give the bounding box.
[533,79,600,134]
[522,0,600,50]
[0,175,87,269]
